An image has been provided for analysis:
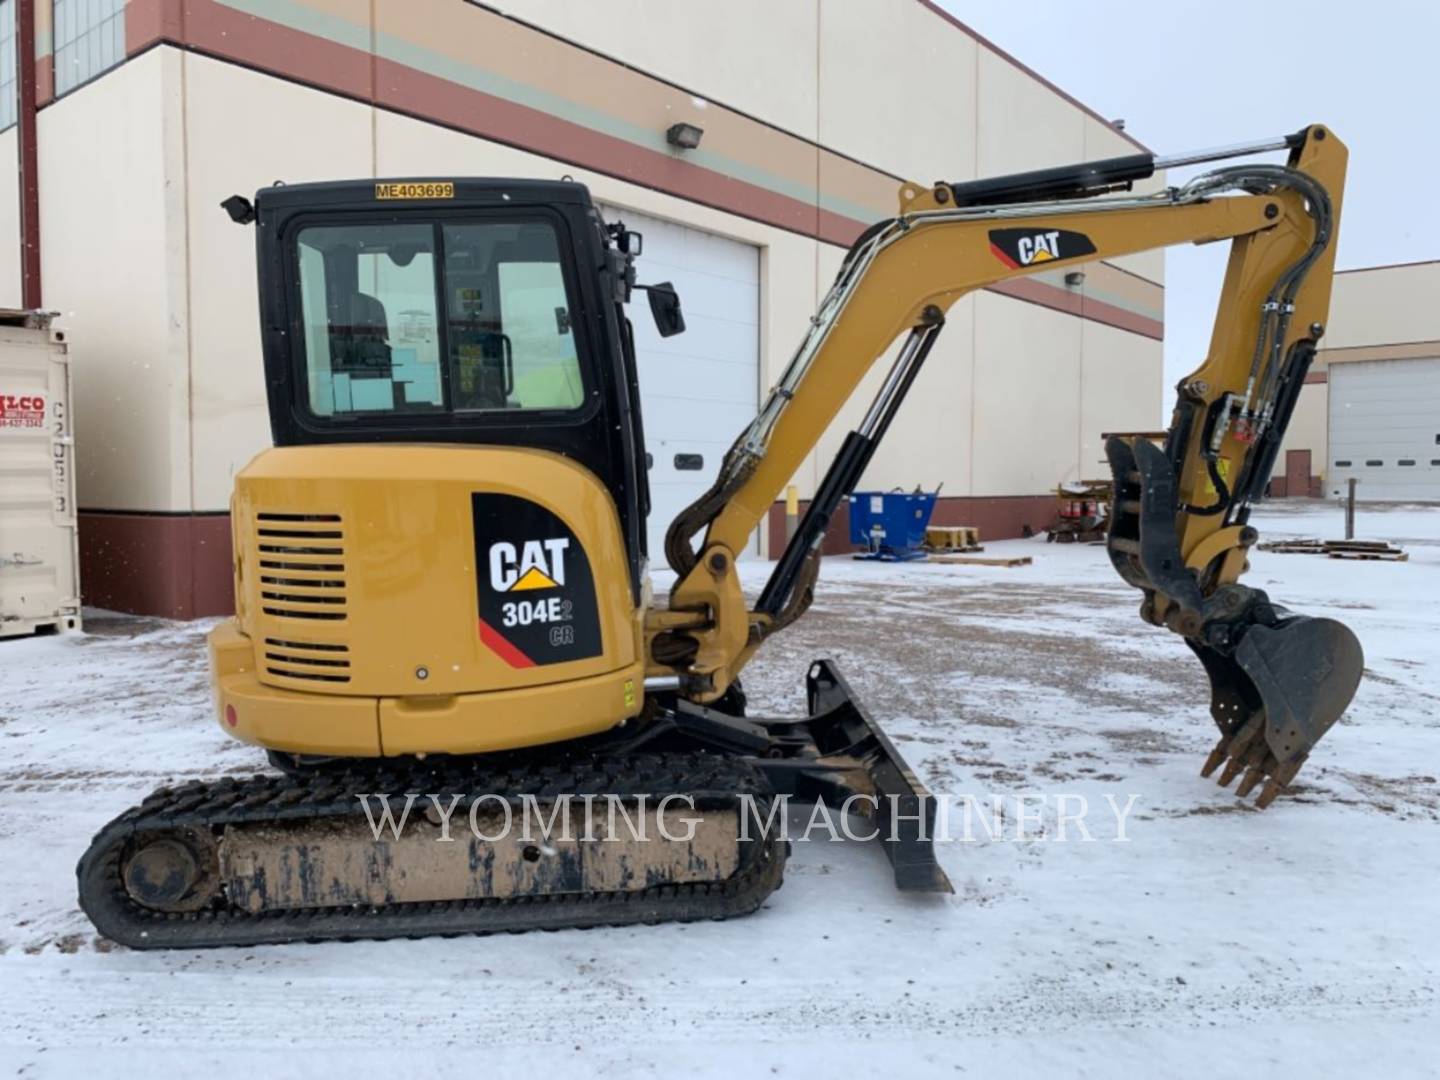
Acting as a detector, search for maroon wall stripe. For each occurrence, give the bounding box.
[189,0,374,100]
[35,54,53,107]
[17,0,41,308]
[125,0,183,55]
[78,512,235,619]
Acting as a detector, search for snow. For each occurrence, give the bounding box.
[1,500,1437,1077]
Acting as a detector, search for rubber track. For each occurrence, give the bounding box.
[77,752,787,950]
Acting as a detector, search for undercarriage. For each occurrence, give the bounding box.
[77,661,948,949]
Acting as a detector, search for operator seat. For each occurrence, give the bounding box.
[330,290,393,379]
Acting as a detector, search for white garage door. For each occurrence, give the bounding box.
[1328,357,1440,501]
[600,205,761,565]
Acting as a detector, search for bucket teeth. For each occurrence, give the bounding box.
[1254,756,1307,810]
[1216,754,1247,787]
[1235,761,1268,799]
[1215,722,1261,789]
[1206,738,1309,808]
[1200,740,1228,778]
[1255,778,1285,810]
[1207,715,1262,786]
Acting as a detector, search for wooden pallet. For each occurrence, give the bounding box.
[925,525,983,553]
[1325,540,1407,561]
[928,554,1032,568]
[1260,538,1407,561]
[1258,538,1326,554]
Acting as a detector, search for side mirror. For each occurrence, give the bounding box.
[221,194,255,225]
[645,282,686,338]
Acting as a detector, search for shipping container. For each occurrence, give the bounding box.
[0,310,81,637]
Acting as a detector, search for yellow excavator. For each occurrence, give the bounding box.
[78,125,1363,948]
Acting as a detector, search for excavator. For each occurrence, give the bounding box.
[78,124,1363,949]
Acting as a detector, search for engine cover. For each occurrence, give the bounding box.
[211,444,644,756]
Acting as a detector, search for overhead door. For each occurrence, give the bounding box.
[1328,357,1440,501]
[599,205,761,564]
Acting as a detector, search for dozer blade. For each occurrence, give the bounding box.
[796,660,955,893]
[1193,614,1363,808]
[630,660,954,894]
[77,753,786,950]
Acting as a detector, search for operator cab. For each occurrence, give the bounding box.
[226,178,683,592]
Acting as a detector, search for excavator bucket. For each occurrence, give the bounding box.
[1107,435,1364,806]
[1192,614,1363,807]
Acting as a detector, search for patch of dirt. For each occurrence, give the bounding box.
[1334,770,1440,819]
[746,577,1209,726]
[1097,728,1190,755]
[77,613,178,639]
[973,768,1027,785]
[1162,803,1258,817]
[53,933,87,955]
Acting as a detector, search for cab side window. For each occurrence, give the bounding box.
[442,222,585,412]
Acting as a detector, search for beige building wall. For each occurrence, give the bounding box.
[182,54,376,511]
[971,294,1082,495]
[1276,261,1440,489]
[1278,382,1329,473]
[0,129,19,308]
[1080,319,1163,472]
[37,50,188,512]
[1324,262,1440,349]
[494,0,823,141]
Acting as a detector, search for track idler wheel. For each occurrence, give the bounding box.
[121,829,219,913]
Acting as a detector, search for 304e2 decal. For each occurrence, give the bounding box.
[988,227,1097,269]
[472,494,602,668]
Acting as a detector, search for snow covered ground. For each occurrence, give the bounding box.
[1,500,1437,1077]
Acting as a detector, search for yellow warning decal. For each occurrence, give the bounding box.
[1204,457,1232,497]
[510,566,558,591]
[623,679,636,708]
[375,181,455,200]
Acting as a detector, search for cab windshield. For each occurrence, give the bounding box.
[294,218,586,417]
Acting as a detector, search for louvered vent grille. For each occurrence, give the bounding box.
[262,636,352,684]
[255,513,347,622]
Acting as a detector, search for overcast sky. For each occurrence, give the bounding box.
[940,0,1440,419]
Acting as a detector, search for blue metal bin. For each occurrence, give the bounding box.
[848,489,938,561]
